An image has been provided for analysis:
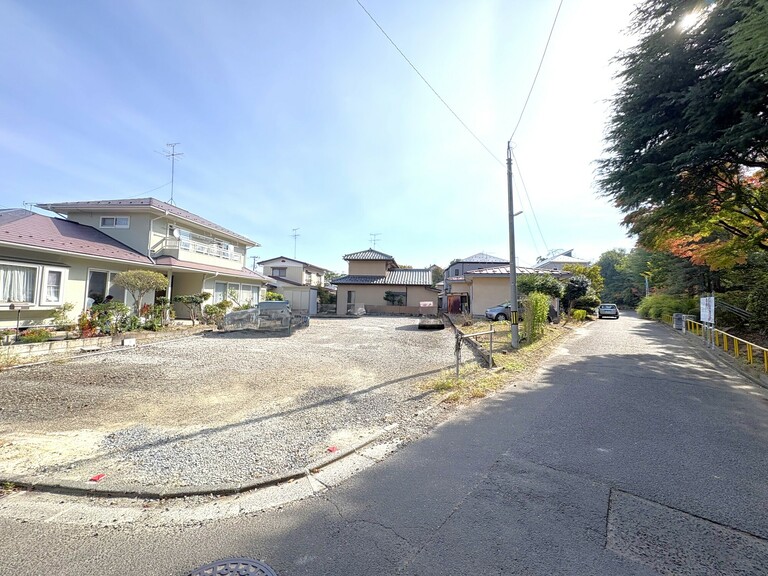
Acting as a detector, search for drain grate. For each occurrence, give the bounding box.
[187,557,278,576]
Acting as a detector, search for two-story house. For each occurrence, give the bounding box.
[0,197,270,328]
[331,249,438,315]
[259,256,331,314]
[442,252,509,313]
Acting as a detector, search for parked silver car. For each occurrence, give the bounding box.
[485,302,514,321]
[598,303,619,319]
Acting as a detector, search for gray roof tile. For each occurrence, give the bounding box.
[331,268,431,286]
[343,248,395,261]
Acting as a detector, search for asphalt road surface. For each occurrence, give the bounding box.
[1,313,767,575]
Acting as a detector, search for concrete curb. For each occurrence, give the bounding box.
[0,423,400,500]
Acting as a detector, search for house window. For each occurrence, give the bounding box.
[453,268,459,276]
[227,283,240,303]
[214,282,228,303]
[44,270,62,304]
[0,262,68,306]
[100,216,130,229]
[0,263,37,302]
[272,267,287,278]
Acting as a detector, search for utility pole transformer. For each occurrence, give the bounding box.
[507,143,520,349]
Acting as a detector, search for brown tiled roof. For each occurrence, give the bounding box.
[153,256,271,281]
[0,209,153,265]
[36,197,258,246]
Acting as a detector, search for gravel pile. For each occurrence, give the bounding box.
[0,317,458,488]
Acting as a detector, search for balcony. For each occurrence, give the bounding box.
[153,237,243,266]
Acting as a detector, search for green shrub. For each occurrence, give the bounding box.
[571,309,587,321]
[19,327,53,343]
[91,301,131,334]
[748,281,768,334]
[636,294,698,320]
[518,274,564,299]
[50,302,76,330]
[573,292,600,312]
[522,292,550,341]
[173,292,211,326]
[203,300,233,325]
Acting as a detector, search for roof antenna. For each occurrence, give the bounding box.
[291,228,300,258]
[163,143,183,205]
[369,232,381,248]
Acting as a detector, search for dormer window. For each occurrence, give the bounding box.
[100,216,130,229]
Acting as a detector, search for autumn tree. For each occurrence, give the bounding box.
[598,0,768,263]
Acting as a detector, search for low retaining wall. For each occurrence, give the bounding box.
[1,326,211,363]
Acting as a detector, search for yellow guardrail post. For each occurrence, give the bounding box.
[734,338,739,358]
[724,335,728,353]
[747,343,753,364]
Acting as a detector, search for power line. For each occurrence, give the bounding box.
[509,0,564,141]
[356,0,552,253]
[511,149,550,254]
[356,0,503,167]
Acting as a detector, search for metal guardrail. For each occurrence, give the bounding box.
[685,318,768,374]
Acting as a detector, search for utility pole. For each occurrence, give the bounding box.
[291,228,300,259]
[163,143,183,205]
[370,233,381,249]
[250,256,258,271]
[507,142,520,349]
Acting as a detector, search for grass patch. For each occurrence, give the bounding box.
[423,322,568,403]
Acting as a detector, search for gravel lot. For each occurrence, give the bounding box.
[0,317,456,488]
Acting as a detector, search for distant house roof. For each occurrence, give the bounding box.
[454,252,508,264]
[465,265,568,277]
[0,209,153,265]
[35,197,258,246]
[258,256,330,273]
[343,248,396,262]
[152,255,271,281]
[533,249,590,270]
[332,268,432,286]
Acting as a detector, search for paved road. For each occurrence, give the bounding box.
[1,313,767,575]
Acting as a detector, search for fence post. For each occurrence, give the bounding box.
[489,329,494,368]
[455,332,461,380]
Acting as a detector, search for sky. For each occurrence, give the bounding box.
[0,0,640,274]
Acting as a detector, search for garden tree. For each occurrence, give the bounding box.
[265,291,284,301]
[172,292,211,326]
[562,264,605,296]
[517,273,564,300]
[383,290,405,305]
[323,271,343,284]
[562,275,591,310]
[430,265,444,287]
[599,0,768,259]
[113,270,169,315]
[317,285,336,305]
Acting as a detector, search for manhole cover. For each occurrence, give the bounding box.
[187,557,278,576]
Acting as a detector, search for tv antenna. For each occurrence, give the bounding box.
[369,233,381,248]
[291,228,300,258]
[163,143,183,205]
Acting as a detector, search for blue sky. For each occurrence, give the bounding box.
[1,0,638,273]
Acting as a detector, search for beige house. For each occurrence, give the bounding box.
[259,256,331,314]
[0,198,270,329]
[332,249,438,315]
[464,265,567,316]
[442,252,509,313]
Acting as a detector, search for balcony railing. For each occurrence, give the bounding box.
[155,238,243,265]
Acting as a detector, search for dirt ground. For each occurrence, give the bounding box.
[0,316,457,483]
